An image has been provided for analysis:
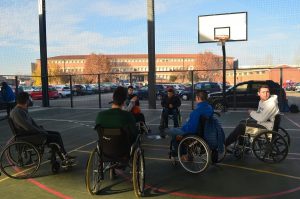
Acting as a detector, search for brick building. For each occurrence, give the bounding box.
[34,53,234,84]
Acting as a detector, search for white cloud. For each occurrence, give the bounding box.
[90,0,168,20]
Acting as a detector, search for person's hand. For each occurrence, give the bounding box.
[169,104,173,108]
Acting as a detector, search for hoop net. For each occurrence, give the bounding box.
[215,35,230,42]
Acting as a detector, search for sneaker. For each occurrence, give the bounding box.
[61,158,76,168]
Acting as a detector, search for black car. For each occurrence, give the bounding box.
[208,80,287,110]
[179,82,221,101]
[134,84,166,100]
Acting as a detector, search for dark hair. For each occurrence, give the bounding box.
[16,92,30,105]
[195,90,208,101]
[258,84,270,92]
[113,86,127,106]
[128,85,134,89]
[1,82,8,87]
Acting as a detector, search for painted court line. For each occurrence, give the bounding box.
[284,115,300,128]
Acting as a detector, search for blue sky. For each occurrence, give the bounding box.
[1,0,300,75]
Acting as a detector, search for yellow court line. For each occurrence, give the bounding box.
[143,156,300,181]
[219,163,300,180]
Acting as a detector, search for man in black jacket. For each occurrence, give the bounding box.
[159,88,181,135]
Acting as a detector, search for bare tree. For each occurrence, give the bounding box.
[195,52,222,82]
[83,53,111,83]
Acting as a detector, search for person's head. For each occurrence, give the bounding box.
[112,86,127,106]
[195,90,208,103]
[167,88,174,98]
[128,85,134,95]
[1,82,8,88]
[16,92,30,107]
[258,85,270,101]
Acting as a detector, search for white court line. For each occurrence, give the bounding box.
[34,119,300,131]
[284,115,300,128]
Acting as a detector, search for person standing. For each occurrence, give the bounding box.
[1,82,16,117]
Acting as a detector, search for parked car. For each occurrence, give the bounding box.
[134,84,166,100]
[55,85,71,98]
[295,82,300,92]
[207,80,287,111]
[179,82,221,101]
[30,86,59,100]
[72,85,86,96]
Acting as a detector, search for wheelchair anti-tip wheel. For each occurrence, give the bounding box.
[178,136,210,173]
[133,147,145,197]
[0,141,41,179]
[86,148,102,195]
[252,131,289,163]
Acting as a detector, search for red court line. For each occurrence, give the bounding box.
[27,179,73,199]
[116,170,300,199]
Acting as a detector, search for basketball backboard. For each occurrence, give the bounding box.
[198,12,247,43]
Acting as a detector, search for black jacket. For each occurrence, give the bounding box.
[161,95,181,110]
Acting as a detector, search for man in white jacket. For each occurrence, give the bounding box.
[225,85,279,147]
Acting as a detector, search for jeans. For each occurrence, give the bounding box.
[160,108,179,129]
[165,128,186,155]
[225,119,266,147]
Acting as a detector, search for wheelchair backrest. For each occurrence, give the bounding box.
[197,115,209,138]
[95,126,131,160]
[8,117,19,136]
[273,114,281,132]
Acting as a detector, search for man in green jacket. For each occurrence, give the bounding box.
[96,86,138,145]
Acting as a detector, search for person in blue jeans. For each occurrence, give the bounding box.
[1,82,16,116]
[165,90,213,157]
[159,88,181,136]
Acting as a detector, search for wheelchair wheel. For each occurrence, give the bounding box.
[0,141,41,179]
[86,148,102,195]
[178,136,210,173]
[133,148,145,197]
[252,131,289,163]
[278,127,290,146]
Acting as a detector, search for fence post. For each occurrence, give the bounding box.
[70,75,73,108]
[280,67,283,110]
[129,73,132,85]
[233,68,237,110]
[15,76,19,96]
[98,74,101,108]
[191,70,194,110]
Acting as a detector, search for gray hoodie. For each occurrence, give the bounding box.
[250,95,280,130]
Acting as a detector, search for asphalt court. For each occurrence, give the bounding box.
[0,107,300,199]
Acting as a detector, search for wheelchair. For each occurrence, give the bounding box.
[85,126,145,197]
[136,121,151,135]
[169,112,226,174]
[160,108,182,130]
[232,114,289,163]
[0,118,65,179]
